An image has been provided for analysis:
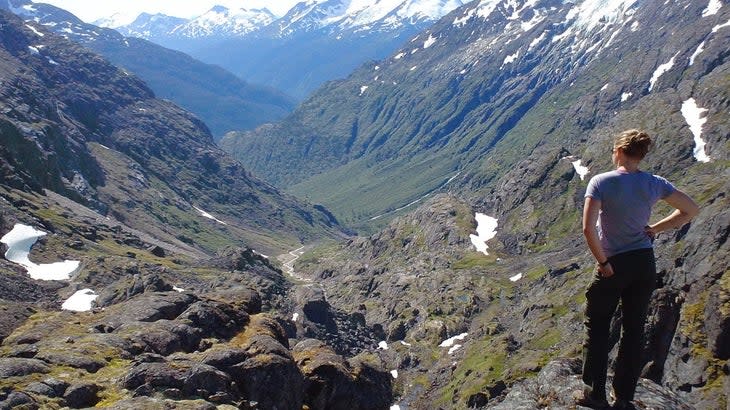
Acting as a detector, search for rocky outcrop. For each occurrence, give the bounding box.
[290,286,383,357]
[0,285,392,408]
[293,339,393,410]
[484,358,694,409]
[123,360,233,402]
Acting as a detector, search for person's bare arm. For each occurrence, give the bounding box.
[646,190,699,237]
[582,197,614,277]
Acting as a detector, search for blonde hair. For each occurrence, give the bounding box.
[614,129,652,159]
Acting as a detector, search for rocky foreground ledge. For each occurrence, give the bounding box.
[477,358,695,409]
[0,286,392,409]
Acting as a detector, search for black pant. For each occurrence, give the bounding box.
[582,248,656,401]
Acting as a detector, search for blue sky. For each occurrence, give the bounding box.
[33,0,302,23]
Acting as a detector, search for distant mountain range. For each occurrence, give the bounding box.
[1,0,295,139]
[108,0,466,99]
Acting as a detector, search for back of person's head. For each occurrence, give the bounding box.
[614,129,652,159]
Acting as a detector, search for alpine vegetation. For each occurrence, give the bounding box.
[0,0,728,409]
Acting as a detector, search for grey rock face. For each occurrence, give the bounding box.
[123,361,232,401]
[63,382,101,408]
[0,357,50,377]
[486,358,694,409]
[293,339,393,410]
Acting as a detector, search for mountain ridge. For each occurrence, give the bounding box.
[110,0,466,100]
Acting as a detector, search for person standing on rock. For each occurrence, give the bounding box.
[577,129,699,409]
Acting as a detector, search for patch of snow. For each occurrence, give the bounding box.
[9,3,36,16]
[439,332,468,347]
[702,0,722,16]
[565,0,639,31]
[410,65,418,71]
[27,46,40,55]
[448,344,462,354]
[689,42,705,66]
[400,341,412,346]
[1,224,81,281]
[423,33,437,48]
[469,213,498,255]
[528,31,547,50]
[510,273,523,282]
[61,289,97,312]
[621,92,633,102]
[193,206,227,225]
[292,312,299,322]
[390,369,399,378]
[25,24,44,37]
[253,250,269,259]
[453,12,472,27]
[521,12,544,32]
[394,52,405,59]
[359,85,369,95]
[601,83,609,91]
[390,405,401,410]
[503,51,519,65]
[476,0,501,19]
[630,20,639,31]
[712,19,730,32]
[47,57,59,66]
[648,52,679,91]
[173,286,185,292]
[374,65,380,70]
[681,98,711,162]
[378,341,389,350]
[571,159,589,180]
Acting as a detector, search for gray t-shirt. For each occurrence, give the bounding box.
[585,170,675,257]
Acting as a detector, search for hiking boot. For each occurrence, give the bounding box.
[612,399,637,409]
[573,389,610,409]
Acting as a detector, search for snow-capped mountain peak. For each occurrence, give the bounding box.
[274,0,466,37]
[93,12,137,28]
[169,5,275,38]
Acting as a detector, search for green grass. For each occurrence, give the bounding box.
[451,252,498,270]
[289,152,459,232]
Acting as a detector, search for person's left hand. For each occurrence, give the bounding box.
[645,225,656,243]
[597,262,614,278]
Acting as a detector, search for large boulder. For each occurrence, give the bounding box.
[116,320,203,356]
[63,382,101,408]
[177,300,250,339]
[96,292,199,329]
[0,358,50,377]
[34,351,106,373]
[122,360,233,402]
[227,314,304,409]
[293,339,393,410]
[95,274,174,307]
